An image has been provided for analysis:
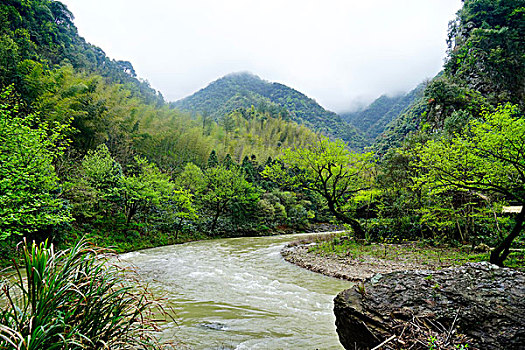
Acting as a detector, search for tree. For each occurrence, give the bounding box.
[263,137,374,238]
[207,150,219,168]
[120,157,174,225]
[0,87,72,240]
[74,144,123,217]
[158,188,197,239]
[201,165,259,234]
[175,162,206,195]
[416,104,524,265]
[222,153,235,169]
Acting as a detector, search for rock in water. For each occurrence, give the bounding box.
[333,262,525,350]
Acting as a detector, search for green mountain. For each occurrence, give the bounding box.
[341,95,403,134]
[341,83,425,141]
[171,72,366,149]
[0,0,163,106]
[373,0,524,155]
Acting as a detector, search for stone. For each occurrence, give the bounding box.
[333,262,525,350]
[474,243,491,253]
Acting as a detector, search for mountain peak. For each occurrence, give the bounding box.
[172,73,365,149]
[223,71,261,79]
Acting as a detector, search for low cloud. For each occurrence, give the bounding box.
[61,0,462,112]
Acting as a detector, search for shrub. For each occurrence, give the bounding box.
[0,239,170,349]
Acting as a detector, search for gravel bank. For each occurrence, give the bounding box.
[281,244,443,282]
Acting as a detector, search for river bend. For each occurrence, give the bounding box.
[121,234,350,349]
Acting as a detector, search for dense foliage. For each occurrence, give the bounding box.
[416,104,525,265]
[366,0,525,266]
[0,0,329,259]
[171,72,366,149]
[341,82,424,142]
[0,0,524,269]
[0,88,72,245]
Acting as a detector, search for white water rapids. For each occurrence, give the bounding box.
[121,234,351,349]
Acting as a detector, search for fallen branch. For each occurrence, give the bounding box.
[371,335,396,350]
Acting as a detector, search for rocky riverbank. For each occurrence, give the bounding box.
[333,262,525,350]
[282,235,525,349]
[281,244,430,281]
[280,234,488,281]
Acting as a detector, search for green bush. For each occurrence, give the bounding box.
[0,239,170,349]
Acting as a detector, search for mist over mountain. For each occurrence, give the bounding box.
[341,82,426,140]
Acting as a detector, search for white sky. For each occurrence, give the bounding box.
[60,0,463,113]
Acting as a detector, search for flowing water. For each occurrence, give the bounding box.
[121,234,351,349]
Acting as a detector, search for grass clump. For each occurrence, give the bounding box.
[304,233,525,269]
[0,239,171,349]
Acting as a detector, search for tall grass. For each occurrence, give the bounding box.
[0,239,170,349]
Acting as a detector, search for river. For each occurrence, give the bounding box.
[121,233,351,349]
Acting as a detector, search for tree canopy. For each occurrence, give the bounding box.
[0,87,72,240]
[264,137,374,238]
[416,104,524,265]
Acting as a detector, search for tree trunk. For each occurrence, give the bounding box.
[490,209,524,266]
[175,217,183,240]
[209,207,222,234]
[345,217,366,239]
[126,206,137,225]
[326,200,366,239]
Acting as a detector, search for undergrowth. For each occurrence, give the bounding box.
[300,233,524,269]
[0,239,175,349]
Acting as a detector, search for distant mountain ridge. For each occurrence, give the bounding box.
[171,72,366,149]
[341,83,425,141]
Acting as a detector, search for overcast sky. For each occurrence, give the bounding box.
[60,0,463,113]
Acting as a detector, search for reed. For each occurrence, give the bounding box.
[0,239,170,349]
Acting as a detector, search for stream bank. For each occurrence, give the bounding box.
[281,233,493,281]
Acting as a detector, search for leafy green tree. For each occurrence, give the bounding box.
[373,145,424,239]
[68,143,123,219]
[175,162,206,195]
[81,145,122,191]
[416,104,524,265]
[207,150,219,168]
[0,87,72,240]
[222,153,235,169]
[264,137,374,238]
[242,155,259,183]
[120,157,174,225]
[201,165,259,234]
[158,188,197,239]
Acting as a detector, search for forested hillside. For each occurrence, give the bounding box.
[0,0,331,260]
[0,0,163,106]
[1,0,524,268]
[172,72,366,149]
[341,82,425,141]
[368,0,525,266]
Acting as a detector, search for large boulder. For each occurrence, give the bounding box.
[334,262,525,350]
